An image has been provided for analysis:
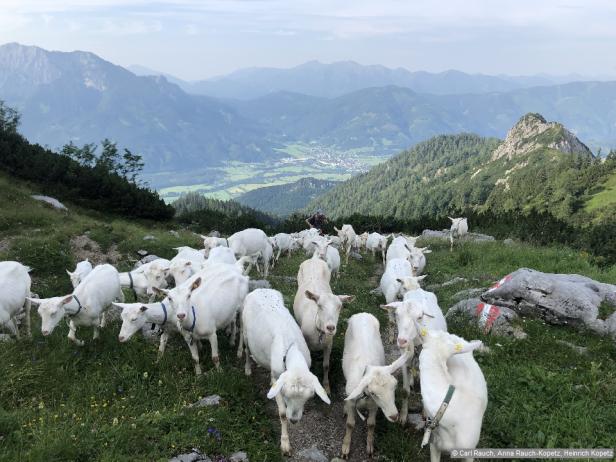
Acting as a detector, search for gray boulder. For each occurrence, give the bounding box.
[187,395,221,408]
[249,279,271,291]
[481,268,616,337]
[133,254,161,269]
[169,450,211,462]
[447,298,527,338]
[296,446,328,462]
[229,452,249,462]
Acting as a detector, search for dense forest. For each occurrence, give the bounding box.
[0,101,173,220]
[173,191,278,234]
[309,129,616,224]
[235,177,339,216]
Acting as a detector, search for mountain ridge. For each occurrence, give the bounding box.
[307,113,615,222]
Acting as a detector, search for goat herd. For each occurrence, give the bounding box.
[0,217,482,461]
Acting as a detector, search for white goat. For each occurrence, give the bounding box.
[66,259,93,288]
[207,246,237,265]
[381,287,447,424]
[366,232,390,264]
[228,228,272,277]
[312,238,341,278]
[449,217,468,251]
[293,256,355,393]
[341,313,408,458]
[408,247,432,275]
[0,261,32,338]
[159,268,248,374]
[272,233,299,263]
[200,235,228,257]
[419,330,487,462]
[29,264,123,345]
[242,288,330,455]
[115,298,179,361]
[333,224,357,264]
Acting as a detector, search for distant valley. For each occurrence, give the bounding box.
[2,42,616,201]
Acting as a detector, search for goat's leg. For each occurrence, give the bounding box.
[366,400,378,457]
[273,377,291,455]
[341,399,356,459]
[207,331,220,370]
[24,298,32,337]
[244,340,251,375]
[93,321,100,340]
[430,443,442,462]
[157,331,169,362]
[237,316,245,359]
[4,318,19,338]
[400,360,413,425]
[229,316,237,347]
[68,319,84,346]
[322,338,333,394]
[182,333,202,375]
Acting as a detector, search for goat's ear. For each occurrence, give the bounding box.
[454,340,483,355]
[338,295,355,304]
[27,297,44,306]
[184,261,192,267]
[380,303,396,313]
[345,375,370,401]
[422,249,432,254]
[152,287,169,296]
[267,372,287,399]
[312,375,331,404]
[305,290,319,303]
[190,277,202,292]
[333,226,340,233]
[199,234,207,239]
[416,275,427,281]
[61,295,74,305]
[386,351,410,374]
[112,302,127,310]
[66,269,73,277]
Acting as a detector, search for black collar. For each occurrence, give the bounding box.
[160,302,168,325]
[71,294,83,316]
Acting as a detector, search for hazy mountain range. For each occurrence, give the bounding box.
[2,42,616,175]
[129,61,592,99]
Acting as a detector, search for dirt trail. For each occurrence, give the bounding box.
[252,259,406,461]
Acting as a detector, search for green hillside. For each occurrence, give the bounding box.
[235,177,339,216]
[310,114,616,223]
[2,172,616,460]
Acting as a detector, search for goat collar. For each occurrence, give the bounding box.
[185,305,197,332]
[69,294,84,316]
[421,384,455,448]
[160,302,168,325]
[282,342,296,369]
[128,272,138,300]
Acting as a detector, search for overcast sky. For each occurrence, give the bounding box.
[1,0,615,81]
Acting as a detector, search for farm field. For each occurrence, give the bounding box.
[149,143,389,203]
[1,175,616,461]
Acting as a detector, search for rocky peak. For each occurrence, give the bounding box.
[492,112,593,161]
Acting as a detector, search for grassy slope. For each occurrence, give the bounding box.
[585,171,616,213]
[2,173,616,461]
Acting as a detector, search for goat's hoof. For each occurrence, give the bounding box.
[281,442,291,456]
[341,450,350,459]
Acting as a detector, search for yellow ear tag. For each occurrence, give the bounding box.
[454,343,463,352]
[420,328,428,337]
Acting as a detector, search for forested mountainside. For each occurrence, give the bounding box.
[309,113,616,223]
[235,177,339,216]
